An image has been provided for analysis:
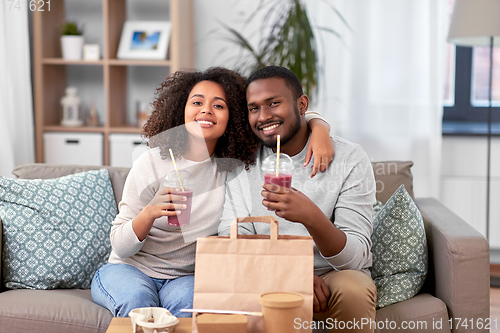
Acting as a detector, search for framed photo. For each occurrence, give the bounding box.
[117,21,171,60]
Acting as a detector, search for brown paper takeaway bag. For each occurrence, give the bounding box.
[193,216,314,333]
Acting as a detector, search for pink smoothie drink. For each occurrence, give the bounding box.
[168,190,193,226]
[264,173,292,211]
[264,173,292,188]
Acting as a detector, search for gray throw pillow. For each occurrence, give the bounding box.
[371,161,414,204]
[0,169,117,289]
[370,184,427,308]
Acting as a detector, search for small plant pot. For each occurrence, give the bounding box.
[61,35,84,60]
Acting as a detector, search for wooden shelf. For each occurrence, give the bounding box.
[43,58,105,65]
[107,59,172,67]
[108,127,143,134]
[33,0,195,166]
[44,126,105,133]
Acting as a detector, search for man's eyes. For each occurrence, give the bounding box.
[248,101,279,112]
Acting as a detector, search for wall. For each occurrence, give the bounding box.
[193,0,263,71]
[441,136,500,259]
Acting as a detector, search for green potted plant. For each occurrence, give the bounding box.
[60,21,84,60]
[222,0,348,98]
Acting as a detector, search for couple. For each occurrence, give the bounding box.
[91,66,376,332]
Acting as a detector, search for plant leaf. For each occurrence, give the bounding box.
[317,0,354,32]
[313,26,342,39]
[217,0,347,97]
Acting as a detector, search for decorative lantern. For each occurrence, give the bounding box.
[60,87,83,127]
[137,101,153,128]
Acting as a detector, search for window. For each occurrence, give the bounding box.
[471,47,500,106]
[443,46,500,123]
[443,0,500,134]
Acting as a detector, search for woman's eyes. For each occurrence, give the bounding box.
[192,101,226,109]
[214,103,227,109]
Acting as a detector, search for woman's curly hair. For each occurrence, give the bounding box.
[142,67,257,171]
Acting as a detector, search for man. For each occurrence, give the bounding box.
[218,66,377,332]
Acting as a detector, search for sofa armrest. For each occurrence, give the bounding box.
[416,198,489,333]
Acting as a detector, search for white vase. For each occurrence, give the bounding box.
[61,36,84,60]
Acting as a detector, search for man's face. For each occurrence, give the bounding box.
[246,77,302,148]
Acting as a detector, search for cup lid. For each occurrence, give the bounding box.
[261,153,294,173]
[259,292,304,308]
[164,170,195,188]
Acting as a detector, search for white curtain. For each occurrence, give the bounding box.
[308,0,447,198]
[0,5,35,177]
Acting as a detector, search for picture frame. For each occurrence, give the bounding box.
[117,21,171,60]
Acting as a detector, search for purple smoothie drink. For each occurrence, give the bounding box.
[264,173,292,188]
[167,189,193,226]
[164,170,195,226]
[262,153,294,210]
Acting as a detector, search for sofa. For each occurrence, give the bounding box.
[0,162,490,333]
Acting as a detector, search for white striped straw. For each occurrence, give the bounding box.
[169,149,184,191]
[276,135,280,177]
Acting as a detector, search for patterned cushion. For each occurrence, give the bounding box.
[373,200,383,216]
[0,169,117,289]
[370,184,428,309]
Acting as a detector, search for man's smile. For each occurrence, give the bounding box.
[258,122,282,136]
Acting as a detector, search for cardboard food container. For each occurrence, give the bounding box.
[196,313,247,333]
[259,292,304,333]
[128,307,179,333]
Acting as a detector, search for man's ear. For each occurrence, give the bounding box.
[298,94,309,115]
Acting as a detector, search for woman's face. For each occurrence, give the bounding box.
[184,80,229,145]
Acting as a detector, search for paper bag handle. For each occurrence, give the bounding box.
[230,216,279,240]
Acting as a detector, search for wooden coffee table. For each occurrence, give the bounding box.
[106,317,192,333]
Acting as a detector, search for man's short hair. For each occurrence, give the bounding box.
[247,66,304,100]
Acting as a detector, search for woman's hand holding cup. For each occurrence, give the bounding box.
[133,186,188,241]
[145,186,188,221]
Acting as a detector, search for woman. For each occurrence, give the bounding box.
[91,67,332,317]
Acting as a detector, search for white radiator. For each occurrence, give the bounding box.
[441,177,500,248]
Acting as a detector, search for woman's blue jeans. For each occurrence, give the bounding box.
[91,263,194,318]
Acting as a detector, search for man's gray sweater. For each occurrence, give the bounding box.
[218,135,376,275]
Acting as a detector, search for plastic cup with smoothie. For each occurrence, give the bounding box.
[163,170,194,226]
[262,153,294,209]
